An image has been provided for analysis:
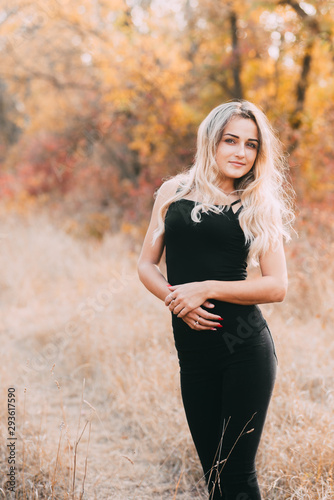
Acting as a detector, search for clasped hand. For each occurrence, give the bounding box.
[165,282,223,331]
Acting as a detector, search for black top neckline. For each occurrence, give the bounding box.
[172,198,243,214]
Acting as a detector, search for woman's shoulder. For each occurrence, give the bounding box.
[156,174,189,201]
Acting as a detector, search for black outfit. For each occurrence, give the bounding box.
[164,198,278,500]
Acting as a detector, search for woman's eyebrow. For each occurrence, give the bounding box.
[223,133,259,143]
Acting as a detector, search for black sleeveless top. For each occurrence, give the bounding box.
[164,198,267,343]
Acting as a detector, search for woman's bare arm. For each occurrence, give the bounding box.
[137,180,177,302]
[166,235,288,318]
[209,237,288,304]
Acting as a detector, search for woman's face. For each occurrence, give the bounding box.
[215,116,259,190]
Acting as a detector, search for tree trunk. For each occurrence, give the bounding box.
[230,11,243,99]
[289,40,314,131]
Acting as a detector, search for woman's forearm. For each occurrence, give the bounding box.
[137,262,170,302]
[206,276,288,305]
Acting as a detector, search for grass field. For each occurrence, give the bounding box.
[0,207,333,499]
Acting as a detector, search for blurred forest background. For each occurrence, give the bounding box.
[1,1,334,499]
[0,0,333,226]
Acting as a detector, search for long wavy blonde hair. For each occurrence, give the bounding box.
[153,100,295,266]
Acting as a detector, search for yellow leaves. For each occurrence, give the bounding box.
[168,101,197,132]
[1,0,334,210]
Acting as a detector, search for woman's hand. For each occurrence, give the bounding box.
[181,306,223,331]
[165,281,211,318]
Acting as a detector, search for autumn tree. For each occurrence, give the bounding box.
[0,0,333,217]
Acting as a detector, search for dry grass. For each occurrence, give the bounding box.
[0,208,333,499]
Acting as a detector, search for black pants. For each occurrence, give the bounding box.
[176,323,277,500]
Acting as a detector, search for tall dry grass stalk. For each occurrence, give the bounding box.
[0,209,333,499]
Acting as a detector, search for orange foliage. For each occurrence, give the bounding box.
[0,0,333,219]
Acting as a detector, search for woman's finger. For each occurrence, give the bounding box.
[191,317,222,328]
[166,293,177,307]
[169,300,178,312]
[175,305,187,317]
[182,312,223,330]
[195,307,223,321]
[186,320,219,331]
[202,300,215,309]
[196,317,222,328]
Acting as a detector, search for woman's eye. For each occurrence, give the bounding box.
[223,139,258,150]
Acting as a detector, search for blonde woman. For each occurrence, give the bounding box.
[137,100,294,499]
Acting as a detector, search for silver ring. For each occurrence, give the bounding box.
[195,321,199,325]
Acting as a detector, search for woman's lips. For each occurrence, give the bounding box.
[229,161,246,166]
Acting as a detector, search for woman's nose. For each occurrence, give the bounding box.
[235,143,246,157]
